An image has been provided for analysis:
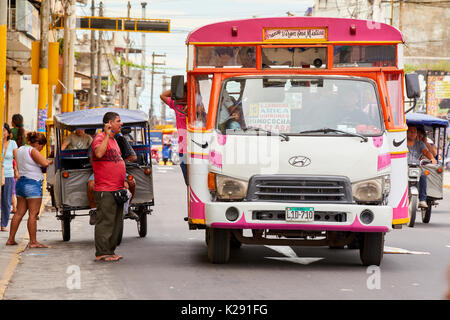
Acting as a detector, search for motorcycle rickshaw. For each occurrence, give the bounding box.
[46,107,154,242]
[406,112,448,227]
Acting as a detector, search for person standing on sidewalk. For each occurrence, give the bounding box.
[92,112,126,262]
[11,114,27,147]
[1,124,18,231]
[6,132,52,248]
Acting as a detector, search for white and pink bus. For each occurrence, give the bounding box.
[171,17,419,265]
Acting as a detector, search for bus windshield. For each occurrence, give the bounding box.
[217,76,383,136]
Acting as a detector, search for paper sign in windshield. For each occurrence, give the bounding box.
[247,103,291,132]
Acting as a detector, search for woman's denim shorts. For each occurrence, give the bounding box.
[15,177,43,199]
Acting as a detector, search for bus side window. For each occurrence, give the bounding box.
[385,73,404,127]
[194,75,213,128]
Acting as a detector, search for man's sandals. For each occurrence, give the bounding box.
[95,254,123,262]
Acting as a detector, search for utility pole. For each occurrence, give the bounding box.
[119,50,124,107]
[150,52,166,124]
[37,0,49,131]
[137,2,147,100]
[89,0,96,108]
[62,0,75,113]
[96,1,103,107]
[124,1,131,109]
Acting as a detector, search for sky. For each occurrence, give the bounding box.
[76,0,314,119]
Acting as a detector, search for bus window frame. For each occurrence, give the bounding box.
[188,73,215,130]
[213,73,387,135]
[260,44,329,69]
[193,45,258,70]
[331,43,398,69]
[383,69,406,130]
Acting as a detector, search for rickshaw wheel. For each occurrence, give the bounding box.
[359,232,385,266]
[408,195,417,228]
[421,200,432,223]
[137,208,147,237]
[61,211,71,242]
[207,228,230,264]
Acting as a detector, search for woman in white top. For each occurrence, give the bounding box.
[6,132,53,248]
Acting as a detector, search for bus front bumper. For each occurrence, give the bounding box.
[205,202,392,233]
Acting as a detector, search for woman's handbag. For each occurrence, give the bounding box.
[1,140,10,186]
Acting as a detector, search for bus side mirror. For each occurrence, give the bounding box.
[405,73,420,99]
[171,75,185,100]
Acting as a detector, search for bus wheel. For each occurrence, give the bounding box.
[421,200,432,223]
[359,232,385,266]
[408,195,417,228]
[61,211,71,242]
[230,230,242,249]
[207,228,230,264]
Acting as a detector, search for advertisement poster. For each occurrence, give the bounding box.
[426,71,450,117]
[247,103,291,132]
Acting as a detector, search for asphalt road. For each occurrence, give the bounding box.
[3,166,450,300]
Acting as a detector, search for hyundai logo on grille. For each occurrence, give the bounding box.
[288,156,311,167]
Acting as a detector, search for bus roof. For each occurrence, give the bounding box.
[186,17,403,44]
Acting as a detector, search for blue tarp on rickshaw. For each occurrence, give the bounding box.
[54,107,149,130]
[406,112,448,128]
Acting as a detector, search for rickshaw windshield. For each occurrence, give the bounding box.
[217,76,383,136]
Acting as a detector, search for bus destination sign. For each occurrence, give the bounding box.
[264,27,327,42]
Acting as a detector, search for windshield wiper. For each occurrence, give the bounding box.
[298,128,368,142]
[245,126,290,141]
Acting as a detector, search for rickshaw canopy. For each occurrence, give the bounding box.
[53,107,149,131]
[406,112,449,128]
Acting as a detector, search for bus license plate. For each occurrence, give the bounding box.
[285,207,314,222]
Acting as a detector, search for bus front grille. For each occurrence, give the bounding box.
[246,175,352,203]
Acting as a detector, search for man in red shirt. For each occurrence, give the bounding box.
[92,112,126,262]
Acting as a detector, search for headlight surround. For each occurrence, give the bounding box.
[352,175,390,204]
[408,168,420,178]
[215,174,249,200]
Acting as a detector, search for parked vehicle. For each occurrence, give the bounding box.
[405,112,448,225]
[172,17,419,266]
[46,107,154,242]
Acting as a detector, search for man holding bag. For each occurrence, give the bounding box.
[92,112,127,262]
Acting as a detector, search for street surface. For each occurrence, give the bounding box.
[2,166,450,300]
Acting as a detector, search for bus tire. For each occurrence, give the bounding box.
[230,230,242,249]
[408,195,417,228]
[207,228,230,264]
[359,232,385,266]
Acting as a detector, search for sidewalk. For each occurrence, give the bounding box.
[444,171,450,189]
[0,192,53,299]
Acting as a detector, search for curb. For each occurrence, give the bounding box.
[0,198,46,300]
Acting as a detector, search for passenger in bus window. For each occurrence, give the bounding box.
[195,81,207,127]
[336,89,372,126]
[214,47,236,67]
[218,91,241,132]
[238,47,255,68]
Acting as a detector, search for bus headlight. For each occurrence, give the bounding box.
[352,175,390,204]
[215,174,248,200]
